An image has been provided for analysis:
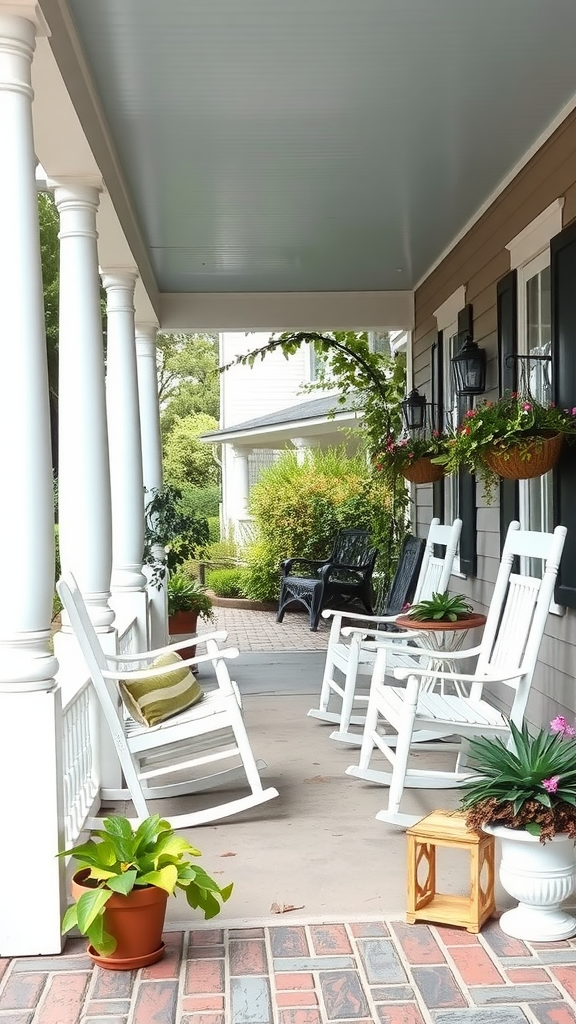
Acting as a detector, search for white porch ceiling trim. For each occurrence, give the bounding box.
[159,290,414,333]
[414,89,576,292]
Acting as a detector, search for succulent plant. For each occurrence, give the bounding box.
[407,590,473,622]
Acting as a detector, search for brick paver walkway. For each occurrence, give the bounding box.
[4,917,576,1023]
[210,604,329,652]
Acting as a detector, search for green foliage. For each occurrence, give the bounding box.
[179,484,220,520]
[59,814,232,956]
[461,719,576,843]
[144,485,209,588]
[407,591,473,622]
[205,567,247,598]
[374,430,448,486]
[167,569,214,620]
[223,330,407,462]
[162,413,219,490]
[207,517,220,544]
[435,394,576,503]
[157,333,220,421]
[53,524,62,620]
[241,448,404,603]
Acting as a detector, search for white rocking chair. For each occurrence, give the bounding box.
[57,572,279,830]
[346,522,567,828]
[308,518,462,745]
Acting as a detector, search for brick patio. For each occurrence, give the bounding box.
[4,918,576,1023]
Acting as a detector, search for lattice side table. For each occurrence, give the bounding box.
[406,809,495,933]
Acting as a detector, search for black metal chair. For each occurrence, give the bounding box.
[276,529,378,631]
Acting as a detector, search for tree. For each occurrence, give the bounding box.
[39,192,60,473]
[162,412,219,489]
[157,333,220,427]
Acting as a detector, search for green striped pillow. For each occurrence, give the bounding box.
[119,651,204,727]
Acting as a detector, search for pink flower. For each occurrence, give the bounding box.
[550,716,576,737]
[572,407,576,416]
[542,776,560,793]
[523,402,532,412]
[465,409,476,418]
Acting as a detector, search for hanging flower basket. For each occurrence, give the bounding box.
[484,432,563,481]
[402,456,445,485]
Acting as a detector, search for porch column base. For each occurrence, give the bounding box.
[0,688,66,955]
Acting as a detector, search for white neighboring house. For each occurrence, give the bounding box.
[202,330,407,541]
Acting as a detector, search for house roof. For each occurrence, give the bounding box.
[202,392,362,448]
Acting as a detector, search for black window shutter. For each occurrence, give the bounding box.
[457,305,477,576]
[551,220,576,608]
[430,333,445,525]
[496,270,519,547]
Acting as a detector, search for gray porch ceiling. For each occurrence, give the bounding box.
[51,1,576,295]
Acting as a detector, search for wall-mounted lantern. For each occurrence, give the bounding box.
[401,388,427,431]
[452,336,486,396]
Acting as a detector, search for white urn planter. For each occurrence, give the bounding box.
[484,824,576,941]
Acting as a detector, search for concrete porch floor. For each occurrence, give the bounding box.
[3,606,576,1023]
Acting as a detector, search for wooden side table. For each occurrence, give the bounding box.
[406,809,495,933]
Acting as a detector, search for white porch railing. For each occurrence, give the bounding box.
[58,609,140,847]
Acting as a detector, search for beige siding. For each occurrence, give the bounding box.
[413,107,576,728]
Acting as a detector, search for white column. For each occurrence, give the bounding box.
[232,445,251,519]
[136,321,168,647]
[102,271,148,648]
[292,436,318,465]
[54,183,114,637]
[0,10,65,954]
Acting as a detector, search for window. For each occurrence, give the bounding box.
[517,252,553,578]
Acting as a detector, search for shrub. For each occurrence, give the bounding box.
[207,516,220,543]
[205,567,247,598]
[241,447,405,603]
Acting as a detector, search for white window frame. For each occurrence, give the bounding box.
[507,201,564,614]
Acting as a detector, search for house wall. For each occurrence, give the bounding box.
[412,106,576,727]
[219,331,327,537]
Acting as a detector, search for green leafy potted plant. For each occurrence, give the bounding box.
[460,718,576,941]
[374,430,448,486]
[60,813,233,969]
[405,591,474,622]
[167,568,215,658]
[434,393,576,503]
[144,485,210,589]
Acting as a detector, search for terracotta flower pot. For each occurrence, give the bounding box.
[484,432,563,480]
[168,609,199,660]
[72,870,168,970]
[402,456,445,484]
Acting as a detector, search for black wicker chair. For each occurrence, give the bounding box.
[276,529,378,631]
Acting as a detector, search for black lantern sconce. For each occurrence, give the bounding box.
[452,336,486,396]
[451,305,486,396]
[401,388,427,431]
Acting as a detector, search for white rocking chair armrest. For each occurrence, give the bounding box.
[106,630,229,662]
[393,664,523,685]
[341,625,426,641]
[322,608,401,626]
[102,645,240,681]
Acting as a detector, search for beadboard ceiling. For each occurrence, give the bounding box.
[53,0,576,294]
